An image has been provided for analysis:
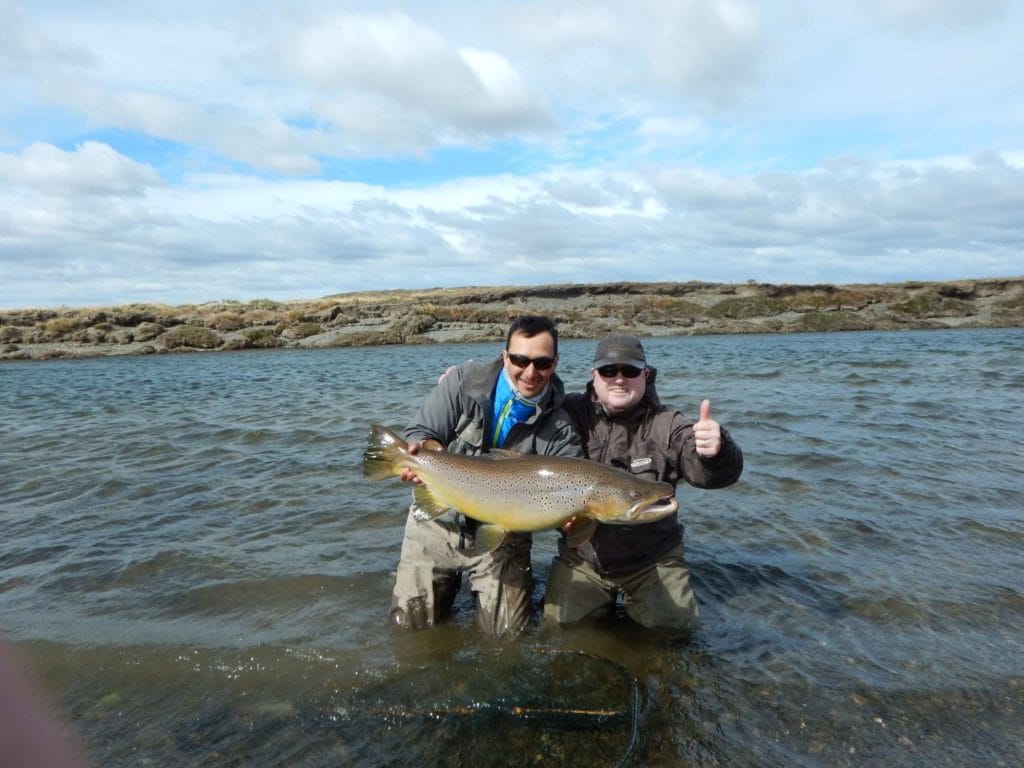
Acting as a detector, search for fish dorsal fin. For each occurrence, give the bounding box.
[489,448,522,460]
[412,486,452,521]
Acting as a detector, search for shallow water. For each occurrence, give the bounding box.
[2,328,1023,766]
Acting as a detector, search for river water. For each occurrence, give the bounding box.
[1,328,1022,767]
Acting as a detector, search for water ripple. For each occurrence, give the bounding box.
[3,329,1024,766]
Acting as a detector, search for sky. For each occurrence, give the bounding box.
[1,0,1022,309]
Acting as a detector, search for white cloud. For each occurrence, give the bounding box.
[273,10,552,150]
[873,0,1010,28]
[0,141,161,194]
[491,0,764,109]
[0,1,91,70]
[638,117,708,143]
[2,137,1021,307]
[0,2,1022,307]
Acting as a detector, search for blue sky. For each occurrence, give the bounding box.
[1,0,1022,308]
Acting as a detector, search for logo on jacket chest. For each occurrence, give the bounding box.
[630,457,653,469]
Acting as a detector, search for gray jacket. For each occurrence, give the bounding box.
[405,355,582,458]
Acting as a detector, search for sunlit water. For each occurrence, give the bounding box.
[2,329,1022,767]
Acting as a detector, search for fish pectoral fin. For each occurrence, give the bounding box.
[563,515,597,548]
[463,523,509,555]
[412,486,452,521]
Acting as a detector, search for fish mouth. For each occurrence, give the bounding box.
[627,495,679,520]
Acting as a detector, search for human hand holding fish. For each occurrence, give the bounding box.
[693,399,722,458]
[398,439,442,486]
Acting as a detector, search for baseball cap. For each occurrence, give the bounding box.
[593,334,647,369]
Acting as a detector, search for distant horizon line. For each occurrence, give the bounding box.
[4,274,1023,314]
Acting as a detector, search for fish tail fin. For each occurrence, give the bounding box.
[361,423,409,481]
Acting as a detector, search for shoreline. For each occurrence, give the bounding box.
[3,277,1023,362]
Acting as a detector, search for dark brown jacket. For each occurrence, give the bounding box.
[561,368,742,575]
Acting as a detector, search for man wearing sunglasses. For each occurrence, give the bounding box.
[542,334,743,635]
[390,315,582,636]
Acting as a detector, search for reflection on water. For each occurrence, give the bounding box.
[2,329,1023,766]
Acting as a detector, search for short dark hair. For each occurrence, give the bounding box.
[506,315,558,354]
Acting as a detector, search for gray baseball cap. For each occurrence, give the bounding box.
[593,334,647,368]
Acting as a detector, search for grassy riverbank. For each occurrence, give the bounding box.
[2,277,1023,361]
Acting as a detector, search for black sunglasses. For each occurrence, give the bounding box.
[596,364,644,379]
[507,352,557,370]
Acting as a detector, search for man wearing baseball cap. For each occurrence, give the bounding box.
[543,334,743,634]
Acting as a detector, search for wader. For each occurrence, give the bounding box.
[543,540,699,635]
[390,506,533,636]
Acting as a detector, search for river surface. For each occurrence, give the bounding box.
[2,328,1022,767]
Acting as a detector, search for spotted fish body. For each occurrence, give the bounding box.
[362,423,678,550]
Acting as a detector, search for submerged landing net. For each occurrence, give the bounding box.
[330,649,643,768]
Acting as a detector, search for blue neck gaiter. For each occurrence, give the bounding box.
[491,369,543,447]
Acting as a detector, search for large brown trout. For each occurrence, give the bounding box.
[362,423,679,552]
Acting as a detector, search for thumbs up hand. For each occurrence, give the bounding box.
[693,399,722,458]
